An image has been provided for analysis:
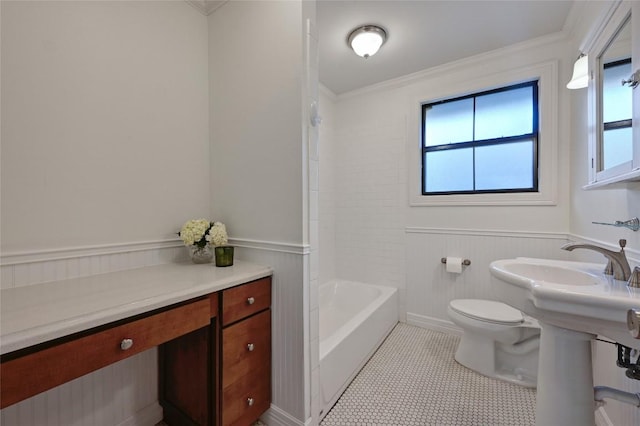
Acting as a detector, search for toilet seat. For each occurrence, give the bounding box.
[449,299,523,325]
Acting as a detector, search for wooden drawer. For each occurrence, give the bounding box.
[221,370,270,426]
[1,298,210,409]
[221,277,271,326]
[222,309,271,388]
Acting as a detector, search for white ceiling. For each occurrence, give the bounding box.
[318,0,575,94]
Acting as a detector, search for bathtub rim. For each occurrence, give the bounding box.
[319,280,398,361]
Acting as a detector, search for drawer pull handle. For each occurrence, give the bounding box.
[120,338,134,351]
[247,297,255,305]
[247,343,255,352]
[247,397,254,406]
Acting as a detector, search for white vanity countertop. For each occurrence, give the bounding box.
[0,261,272,355]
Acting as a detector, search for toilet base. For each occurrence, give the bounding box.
[455,332,538,388]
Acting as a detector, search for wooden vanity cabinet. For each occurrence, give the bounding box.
[159,276,272,426]
[1,298,211,410]
[159,294,219,425]
[220,278,271,426]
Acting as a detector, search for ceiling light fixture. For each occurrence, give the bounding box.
[348,25,387,58]
[567,54,589,89]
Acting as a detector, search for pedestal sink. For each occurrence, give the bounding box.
[490,257,640,426]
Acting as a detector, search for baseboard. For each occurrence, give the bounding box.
[406,313,463,336]
[261,404,306,426]
[117,402,163,426]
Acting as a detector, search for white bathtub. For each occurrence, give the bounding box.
[319,279,398,419]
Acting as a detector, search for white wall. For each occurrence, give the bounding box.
[569,1,640,251]
[1,1,210,253]
[0,2,208,424]
[208,0,304,244]
[208,2,313,424]
[568,2,640,425]
[318,86,336,285]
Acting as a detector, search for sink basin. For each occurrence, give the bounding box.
[490,257,640,349]
[498,261,600,286]
[490,257,640,425]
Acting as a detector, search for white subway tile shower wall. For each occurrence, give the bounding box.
[333,116,407,320]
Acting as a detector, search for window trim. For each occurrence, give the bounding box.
[421,81,540,195]
[408,60,558,207]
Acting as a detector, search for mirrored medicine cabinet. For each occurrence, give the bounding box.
[585,1,639,188]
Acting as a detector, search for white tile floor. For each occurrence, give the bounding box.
[320,323,536,426]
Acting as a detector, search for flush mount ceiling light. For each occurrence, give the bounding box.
[567,53,588,89]
[348,25,387,58]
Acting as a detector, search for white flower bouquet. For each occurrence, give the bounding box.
[179,219,228,248]
[207,222,228,247]
[178,219,228,263]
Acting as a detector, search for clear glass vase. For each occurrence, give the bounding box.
[187,244,214,264]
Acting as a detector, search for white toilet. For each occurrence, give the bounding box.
[447,299,540,388]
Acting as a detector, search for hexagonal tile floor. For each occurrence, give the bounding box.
[320,323,536,426]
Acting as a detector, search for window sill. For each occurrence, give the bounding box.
[409,192,557,207]
[583,168,640,189]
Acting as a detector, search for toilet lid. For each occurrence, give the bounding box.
[450,299,524,324]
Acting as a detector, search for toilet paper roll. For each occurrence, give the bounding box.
[446,257,463,274]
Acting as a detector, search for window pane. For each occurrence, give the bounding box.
[425,148,473,192]
[424,99,473,147]
[475,141,534,190]
[603,61,632,123]
[475,86,533,140]
[603,127,633,170]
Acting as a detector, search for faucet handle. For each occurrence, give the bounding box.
[620,239,627,249]
[604,259,614,276]
[628,266,640,288]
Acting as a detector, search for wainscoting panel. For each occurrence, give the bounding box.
[233,245,309,425]
[1,240,185,290]
[0,349,161,426]
[405,228,569,325]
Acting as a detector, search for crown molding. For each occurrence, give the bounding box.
[336,31,568,100]
[185,0,228,16]
[319,83,338,102]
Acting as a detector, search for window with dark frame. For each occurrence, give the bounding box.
[421,80,539,195]
[601,58,632,171]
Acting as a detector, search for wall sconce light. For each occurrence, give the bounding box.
[567,54,588,89]
[348,25,387,58]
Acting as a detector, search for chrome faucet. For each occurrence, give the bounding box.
[561,239,632,281]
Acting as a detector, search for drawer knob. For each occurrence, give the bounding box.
[247,297,255,305]
[120,338,134,351]
[247,397,254,407]
[247,343,255,352]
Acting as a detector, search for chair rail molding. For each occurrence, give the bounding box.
[0,239,183,266]
[406,227,568,240]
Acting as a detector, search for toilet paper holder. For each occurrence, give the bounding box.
[440,257,471,266]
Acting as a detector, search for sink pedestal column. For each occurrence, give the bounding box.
[536,322,596,426]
